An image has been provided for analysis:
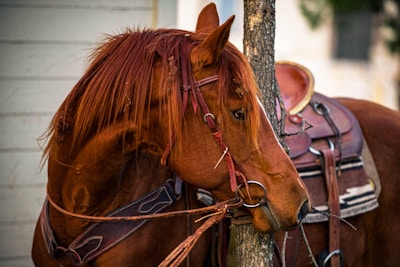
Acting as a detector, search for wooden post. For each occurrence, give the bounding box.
[243,0,280,134]
[230,224,274,267]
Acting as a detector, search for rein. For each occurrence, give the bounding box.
[45,186,242,266]
[46,186,242,223]
[42,181,180,266]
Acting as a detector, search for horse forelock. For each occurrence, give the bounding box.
[43,28,260,157]
[217,42,261,146]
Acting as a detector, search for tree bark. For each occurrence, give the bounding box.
[234,0,279,266]
[231,224,274,267]
[243,0,280,134]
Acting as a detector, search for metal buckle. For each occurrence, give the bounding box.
[235,180,267,208]
[203,112,215,122]
[309,138,335,156]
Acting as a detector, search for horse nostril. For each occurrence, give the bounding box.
[298,200,310,222]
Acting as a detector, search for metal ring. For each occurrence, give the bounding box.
[313,101,330,116]
[322,249,344,267]
[203,112,215,123]
[309,138,335,156]
[235,180,267,208]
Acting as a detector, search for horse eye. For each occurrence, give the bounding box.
[232,108,246,120]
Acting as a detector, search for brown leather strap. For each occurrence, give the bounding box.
[321,148,341,267]
[177,39,248,193]
[42,183,179,266]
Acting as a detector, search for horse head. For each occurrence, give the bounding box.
[163,3,310,232]
[43,3,309,236]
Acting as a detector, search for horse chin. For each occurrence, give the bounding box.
[250,205,281,233]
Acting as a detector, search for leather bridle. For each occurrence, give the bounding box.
[161,39,249,193]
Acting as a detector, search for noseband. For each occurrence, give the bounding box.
[161,39,249,193]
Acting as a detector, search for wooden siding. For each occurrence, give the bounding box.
[0,1,176,266]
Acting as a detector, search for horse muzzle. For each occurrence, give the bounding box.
[235,180,310,232]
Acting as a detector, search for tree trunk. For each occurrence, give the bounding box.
[234,0,279,266]
[243,0,280,134]
[230,224,274,267]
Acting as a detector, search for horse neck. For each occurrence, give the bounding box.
[47,136,172,243]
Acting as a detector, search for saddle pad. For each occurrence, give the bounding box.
[299,157,379,223]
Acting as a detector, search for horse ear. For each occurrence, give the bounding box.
[195,3,220,33]
[191,15,235,68]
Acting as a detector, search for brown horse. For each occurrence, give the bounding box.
[31,3,309,267]
[274,62,400,267]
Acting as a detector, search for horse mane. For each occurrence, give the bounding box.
[42,27,260,158]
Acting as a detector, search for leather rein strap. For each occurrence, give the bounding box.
[42,182,179,266]
[43,185,242,266]
[321,148,341,267]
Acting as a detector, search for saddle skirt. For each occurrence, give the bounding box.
[276,61,379,223]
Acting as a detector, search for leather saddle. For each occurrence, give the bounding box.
[276,60,379,218]
[274,61,379,267]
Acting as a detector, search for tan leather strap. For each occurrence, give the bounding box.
[158,207,228,267]
[321,148,341,267]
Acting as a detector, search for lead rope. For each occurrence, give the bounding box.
[158,204,232,267]
[184,183,191,267]
[46,186,242,222]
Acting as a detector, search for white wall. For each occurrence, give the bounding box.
[0,1,175,266]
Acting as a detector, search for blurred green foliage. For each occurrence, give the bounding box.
[299,0,399,53]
